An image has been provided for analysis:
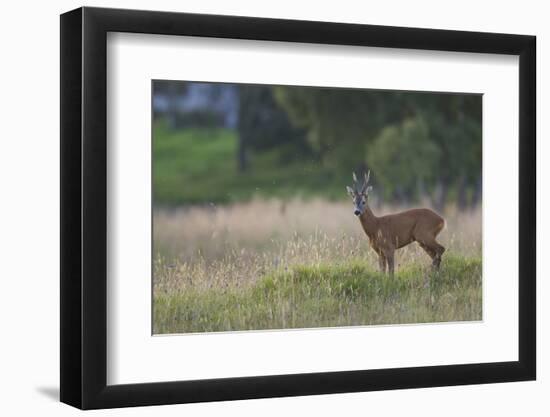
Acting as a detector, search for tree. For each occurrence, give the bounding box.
[238,85,308,171]
[273,87,482,208]
[366,116,441,203]
[273,86,403,169]
[416,95,482,209]
[152,80,188,129]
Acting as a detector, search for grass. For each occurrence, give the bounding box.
[153,122,352,205]
[153,255,482,334]
[153,199,482,334]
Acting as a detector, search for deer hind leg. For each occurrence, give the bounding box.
[419,239,445,269]
[415,228,445,268]
[432,241,445,268]
[418,242,436,262]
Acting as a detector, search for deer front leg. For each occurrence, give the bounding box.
[372,244,387,274]
[378,254,387,274]
[385,250,395,277]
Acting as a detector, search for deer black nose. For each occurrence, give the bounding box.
[354,210,360,216]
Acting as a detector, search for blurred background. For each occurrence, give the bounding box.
[152,80,481,210]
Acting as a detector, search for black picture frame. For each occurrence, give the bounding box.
[60,6,536,410]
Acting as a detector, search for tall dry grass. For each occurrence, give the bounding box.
[154,198,481,295]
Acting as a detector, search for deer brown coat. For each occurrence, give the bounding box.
[358,205,446,276]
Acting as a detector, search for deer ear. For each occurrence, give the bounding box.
[365,186,373,195]
[346,186,355,197]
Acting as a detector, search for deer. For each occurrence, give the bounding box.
[346,171,446,276]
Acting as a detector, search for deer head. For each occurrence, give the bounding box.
[346,171,373,216]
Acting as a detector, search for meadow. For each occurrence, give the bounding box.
[153,199,482,334]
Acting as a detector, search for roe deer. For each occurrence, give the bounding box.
[346,171,446,276]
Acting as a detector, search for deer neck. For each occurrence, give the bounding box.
[359,205,378,238]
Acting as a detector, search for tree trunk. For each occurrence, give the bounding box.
[167,85,178,130]
[471,175,482,208]
[417,178,427,204]
[394,185,408,206]
[237,134,248,172]
[457,174,468,210]
[432,179,448,213]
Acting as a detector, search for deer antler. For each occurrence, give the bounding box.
[352,172,359,192]
[361,170,370,193]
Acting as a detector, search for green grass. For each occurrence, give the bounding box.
[153,255,482,334]
[153,122,351,205]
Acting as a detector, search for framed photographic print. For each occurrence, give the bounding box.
[60,6,536,409]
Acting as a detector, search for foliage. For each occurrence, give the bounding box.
[239,85,308,153]
[272,87,482,204]
[366,116,441,199]
[273,86,394,168]
[154,82,482,206]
